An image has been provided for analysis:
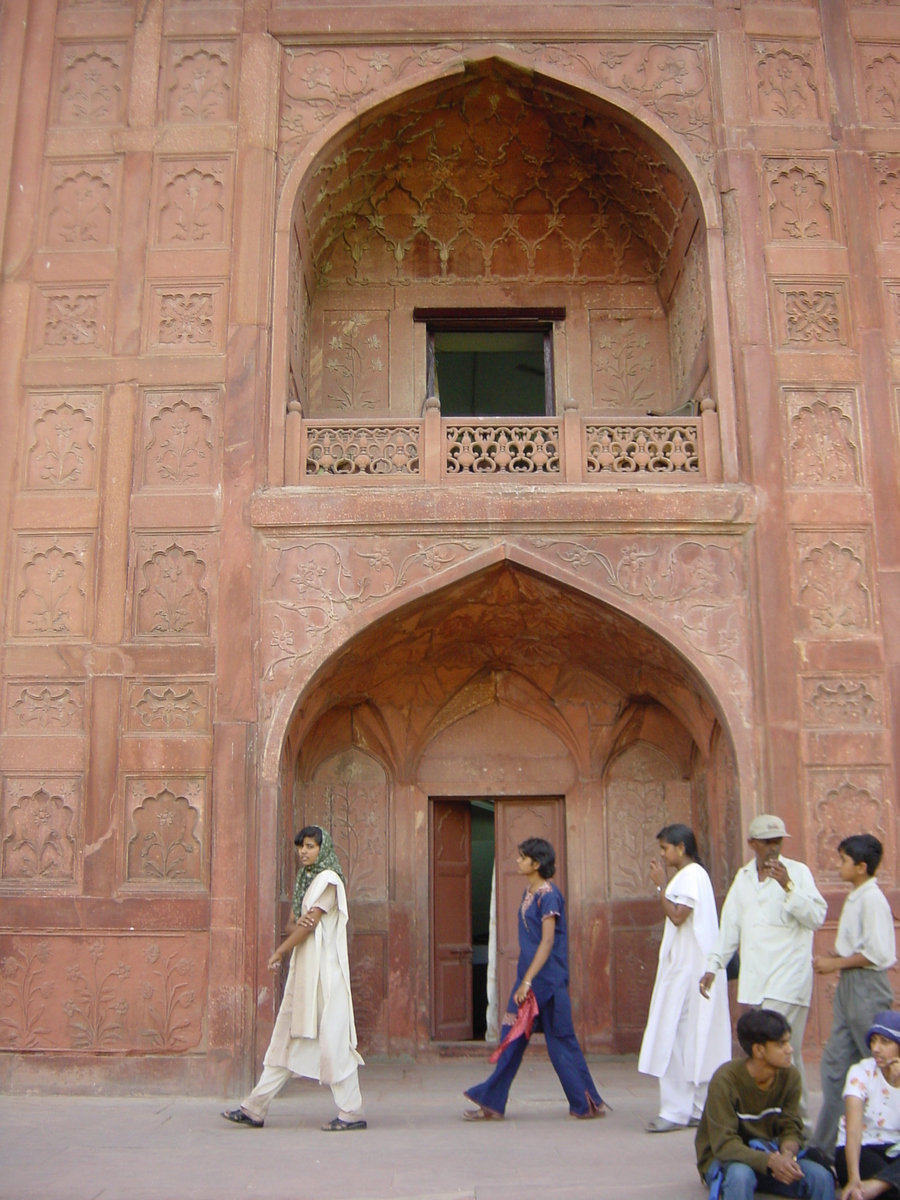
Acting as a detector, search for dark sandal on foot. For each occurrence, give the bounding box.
[221,1108,263,1128]
[321,1117,367,1131]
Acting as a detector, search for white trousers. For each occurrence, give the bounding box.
[241,1063,364,1124]
[658,997,707,1124]
[760,998,809,1120]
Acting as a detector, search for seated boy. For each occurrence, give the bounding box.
[696,1008,835,1199]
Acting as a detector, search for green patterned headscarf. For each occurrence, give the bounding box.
[292,826,346,917]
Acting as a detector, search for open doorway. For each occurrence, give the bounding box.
[430,796,565,1042]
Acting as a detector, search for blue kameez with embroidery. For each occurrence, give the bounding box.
[465,881,605,1118]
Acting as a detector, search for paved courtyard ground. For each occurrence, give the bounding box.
[0,1058,824,1200]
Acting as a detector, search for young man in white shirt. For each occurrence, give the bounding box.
[700,814,827,1118]
[811,833,896,1160]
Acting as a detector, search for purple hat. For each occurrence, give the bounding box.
[866,1011,900,1049]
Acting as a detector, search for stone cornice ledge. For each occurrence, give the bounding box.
[250,483,758,535]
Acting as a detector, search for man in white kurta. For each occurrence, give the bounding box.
[700,814,827,1118]
[639,858,732,1128]
[229,868,365,1128]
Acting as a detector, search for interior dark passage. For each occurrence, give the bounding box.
[471,800,495,1040]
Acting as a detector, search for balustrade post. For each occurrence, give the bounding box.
[562,396,582,483]
[423,396,441,483]
[285,398,303,485]
[700,394,722,483]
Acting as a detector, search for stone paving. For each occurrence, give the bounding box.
[0,1058,825,1200]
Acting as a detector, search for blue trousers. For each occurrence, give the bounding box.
[465,991,604,1117]
[705,1159,835,1200]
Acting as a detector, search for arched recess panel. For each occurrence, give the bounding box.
[293,746,390,1052]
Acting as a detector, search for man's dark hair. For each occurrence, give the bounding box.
[838,833,883,877]
[656,823,700,863]
[294,825,323,847]
[736,1008,791,1057]
[518,837,556,879]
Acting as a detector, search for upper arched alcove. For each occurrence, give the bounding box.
[286,62,711,423]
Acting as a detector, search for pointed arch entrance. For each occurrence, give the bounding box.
[267,557,743,1056]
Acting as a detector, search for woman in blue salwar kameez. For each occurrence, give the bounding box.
[464,837,608,1121]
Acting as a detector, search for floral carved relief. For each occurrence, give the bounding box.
[33,287,110,355]
[13,535,92,639]
[873,158,900,242]
[793,531,874,636]
[807,771,889,879]
[1,778,79,885]
[317,312,389,414]
[25,394,98,490]
[134,537,211,638]
[296,750,388,902]
[606,743,690,898]
[590,316,671,412]
[141,390,218,488]
[55,44,125,127]
[44,162,117,249]
[764,159,837,242]
[783,389,861,487]
[752,43,822,121]
[861,47,900,123]
[668,237,707,395]
[156,160,230,246]
[0,935,206,1052]
[772,282,849,349]
[125,778,205,887]
[125,681,211,733]
[801,676,884,727]
[5,683,85,733]
[164,42,235,123]
[882,283,900,348]
[145,285,225,353]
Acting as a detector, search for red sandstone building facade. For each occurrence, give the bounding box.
[0,0,898,1094]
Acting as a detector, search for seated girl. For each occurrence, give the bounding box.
[836,1012,900,1200]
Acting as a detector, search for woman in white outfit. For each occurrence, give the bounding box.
[638,823,732,1132]
[222,825,365,1131]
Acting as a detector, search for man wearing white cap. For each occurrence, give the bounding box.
[699,814,827,1117]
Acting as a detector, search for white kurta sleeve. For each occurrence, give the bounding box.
[706,876,742,973]
[309,882,336,915]
[782,862,827,931]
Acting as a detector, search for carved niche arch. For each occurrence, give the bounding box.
[269,49,738,483]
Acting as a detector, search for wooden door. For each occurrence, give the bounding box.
[494,798,566,1014]
[431,801,473,1040]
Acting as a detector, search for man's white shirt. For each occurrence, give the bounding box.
[833,875,897,970]
[706,855,827,1006]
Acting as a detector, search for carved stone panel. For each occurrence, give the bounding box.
[143,283,227,354]
[0,777,80,887]
[783,388,861,488]
[53,43,126,127]
[315,312,390,415]
[295,749,389,902]
[860,45,900,124]
[751,42,823,122]
[800,676,884,728]
[31,287,111,355]
[162,41,236,124]
[763,158,838,242]
[612,926,662,1042]
[41,160,119,250]
[589,316,672,413]
[123,776,207,889]
[0,934,206,1052]
[793,531,875,637]
[154,158,233,248]
[124,680,211,734]
[882,282,900,349]
[24,392,99,491]
[12,535,94,640]
[771,281,850,350]
[140,389,220,489]
[132,535,212,639]
[872,158,900,242]
[668,237,707,397]
[605,742,690,898]
[4,682,85,734]
[806,769,889,880]
[347,931,387,1049]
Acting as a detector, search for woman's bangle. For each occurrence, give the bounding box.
[521,980,532,992]
[656,886,662,895]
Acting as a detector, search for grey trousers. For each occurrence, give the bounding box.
[813,968,894,1157]
[759,998,810,1120]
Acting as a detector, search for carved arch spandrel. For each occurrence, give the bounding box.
[262,541,754,826]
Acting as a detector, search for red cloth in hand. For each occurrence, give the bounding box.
[489,990,538,1063]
